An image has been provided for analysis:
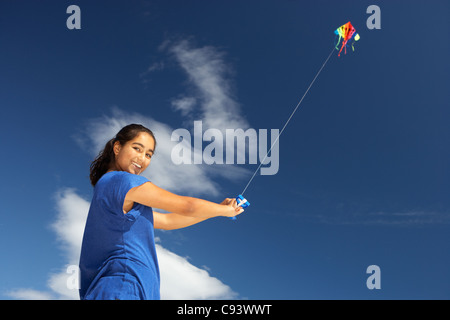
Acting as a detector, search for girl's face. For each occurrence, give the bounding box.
[111,132,155,175]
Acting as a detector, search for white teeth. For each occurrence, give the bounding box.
[132,162,142,168]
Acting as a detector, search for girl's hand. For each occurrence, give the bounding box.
[220,198,244,218]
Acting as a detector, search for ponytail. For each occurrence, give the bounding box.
[89,138,116,186]
[89,124,156,186]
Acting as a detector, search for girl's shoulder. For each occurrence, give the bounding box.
[97,171,149,189]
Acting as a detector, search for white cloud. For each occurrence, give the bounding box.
[171,96,197,116]
[75,107,222,196]
[139,61,165,85]
[52,189,90,263]
[165,39,263,169]
[157,244,237,300]
[167,39,249,131]
[9,189,237,300]
[6,289,53,300]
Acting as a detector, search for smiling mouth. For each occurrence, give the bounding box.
[132,162,142,169]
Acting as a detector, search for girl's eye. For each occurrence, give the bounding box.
[146,154,152,159]
[133,147,141,152]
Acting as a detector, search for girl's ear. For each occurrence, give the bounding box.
[113,141,122,156]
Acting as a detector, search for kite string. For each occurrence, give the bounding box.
[241,46,335,196]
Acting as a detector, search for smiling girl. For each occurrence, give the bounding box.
[79,124,243,300]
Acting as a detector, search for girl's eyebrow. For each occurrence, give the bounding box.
[132,142,154,153]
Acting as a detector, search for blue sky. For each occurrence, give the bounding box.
[1,0,449,299]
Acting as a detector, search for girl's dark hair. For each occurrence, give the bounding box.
[89,124,156,186]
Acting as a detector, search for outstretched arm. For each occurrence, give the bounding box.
[153,212,208,230]
[153,198,239,230]
[125,182,243,224]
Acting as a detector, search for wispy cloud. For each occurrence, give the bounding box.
[300,209,450,226]
[283,191,450,227]
[139,61,165,87]
[164,39,249,131]
[171,96,197,117]
[351,210,450,226]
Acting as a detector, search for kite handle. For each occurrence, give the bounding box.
[229,194,250,221]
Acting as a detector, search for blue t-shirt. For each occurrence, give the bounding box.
[79,171,160,300]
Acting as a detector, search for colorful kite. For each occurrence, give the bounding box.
[334,21,360,56]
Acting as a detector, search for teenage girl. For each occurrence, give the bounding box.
[79,124,243,300]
